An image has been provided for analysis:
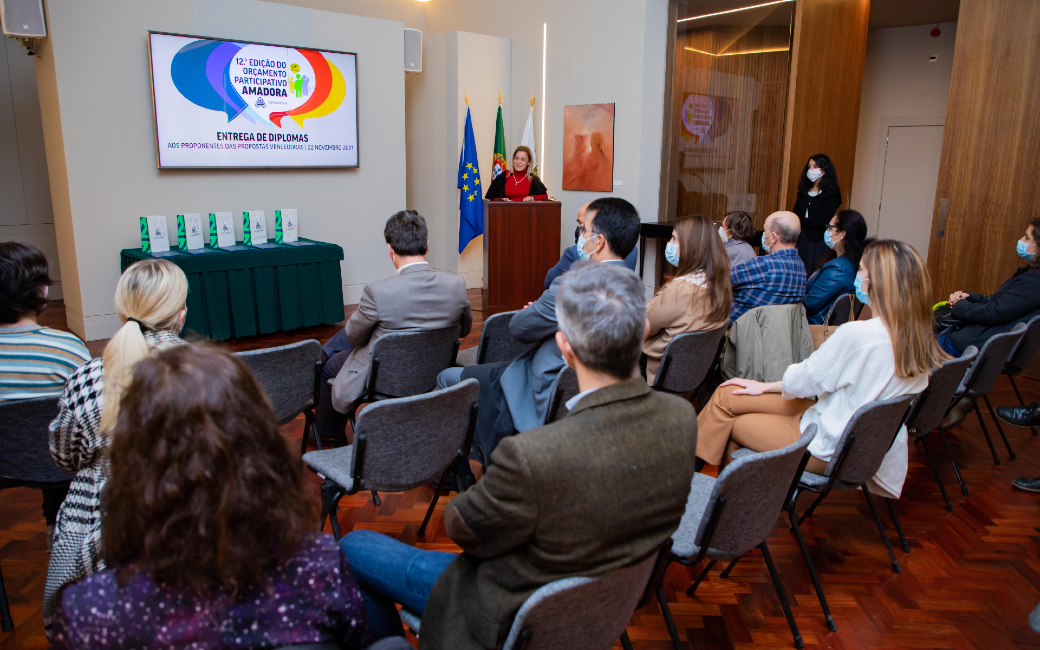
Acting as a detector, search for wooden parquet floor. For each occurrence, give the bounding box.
[3,294,1039,649]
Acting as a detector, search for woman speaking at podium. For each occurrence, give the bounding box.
[485,146,549,201]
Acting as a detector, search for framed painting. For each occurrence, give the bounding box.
[562,103,615,191]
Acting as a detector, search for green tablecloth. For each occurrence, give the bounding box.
[120,239,345,341]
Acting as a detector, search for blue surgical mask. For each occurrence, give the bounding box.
[1017,239,1035,260]
[665,242,680,266]
[576,232,600,261]
[760,233,771,254]
[824,229,836,249]
[854,274,870,305]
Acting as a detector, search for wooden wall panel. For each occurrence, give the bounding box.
[927,0,1040,378]
[780,0,870,212]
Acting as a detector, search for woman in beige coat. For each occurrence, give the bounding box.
[643,214,732,385]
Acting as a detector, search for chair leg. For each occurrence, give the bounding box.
[657,586,683,650]
[418,468,451,537]
[983,393,1016,460]
[788,504,836,631]
[920,434,954,512]
[862,487,900,574]
[620,629,635,650]
[885,498,910,553]
[972,399,1001,465]
[759,542,804,650]
[371,490,381,506]
[1007,374,1038,436]
[0,562,12,632]
[685,559,716,597]
[719,556,741,579]
[797,486,832,527]
[938,424,969,496]
[301,409,321,455]
[321,480,346,541]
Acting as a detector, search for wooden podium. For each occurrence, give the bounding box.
[482,199,562,314]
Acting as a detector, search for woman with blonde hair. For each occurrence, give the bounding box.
[484,145,549,202]
[43,258,188,632]
[695,239,946,498]
[643,214,731,384]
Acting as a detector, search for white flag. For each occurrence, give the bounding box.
[521,106,538,175]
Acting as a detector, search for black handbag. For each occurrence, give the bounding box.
[933,302,964,336]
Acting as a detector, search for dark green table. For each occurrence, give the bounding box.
[120,239,345,341]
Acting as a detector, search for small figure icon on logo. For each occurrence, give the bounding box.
[255,96,266,108]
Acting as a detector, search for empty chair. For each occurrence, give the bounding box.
[663,430,815,649]
[652,326,727,396]
[303,379,478,539]
[904,348,978,511]
[235,339,323,454]
[0,396,73,632]
[1002,315,1040,437]
[952,323,1027,464]
[543,366,580,425]
[455,311,536,367]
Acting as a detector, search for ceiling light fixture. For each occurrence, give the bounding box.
[678,0,793,23]
[685,45,790,56]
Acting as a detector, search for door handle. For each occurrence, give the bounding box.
[936,198,948,238]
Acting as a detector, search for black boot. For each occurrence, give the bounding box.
[995,404,1040,427]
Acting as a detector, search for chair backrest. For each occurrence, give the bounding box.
[235,339,321,426]
[352,378,478,492]
[653,326,727,395]
[959,323,1027,396]
[694,429,814,559]
[500,549,659,650]
[543,366,580,425]
[826,394,916,486]
[1006,315,1040,374]
[0,396,74,486]
[368,325,461,398]
[826,294,855,326]
[478,311,537,365]
[905,346,978,438]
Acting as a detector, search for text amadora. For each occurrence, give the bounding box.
[215,132,310,143]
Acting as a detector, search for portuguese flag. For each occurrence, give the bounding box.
[491,103,507,180]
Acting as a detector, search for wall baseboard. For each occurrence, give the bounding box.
[459,270,483,289]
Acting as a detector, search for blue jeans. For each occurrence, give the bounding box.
[937,331,963,357]
[340,530,457,641]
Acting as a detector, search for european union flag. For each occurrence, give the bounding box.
[458,107,483,254]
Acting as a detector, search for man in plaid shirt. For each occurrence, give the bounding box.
[729,211,807,323]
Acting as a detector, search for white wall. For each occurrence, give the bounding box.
[0,37,60,297]
[850,22,957,229]
[36,0,406,339]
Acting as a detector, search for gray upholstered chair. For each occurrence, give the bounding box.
[234,339,322,455]
[543,366,580,425]
[652,326,727,397]
[825,293,854,326]
[455,311,536,367]
[663,429,816,650]
[952,323,1027,464]
[0,396,73,632]
[303,378,478,540]
[1002,315,1040,437]
[904,347,978,511]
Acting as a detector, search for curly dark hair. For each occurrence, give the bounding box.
[797,153,841,196]
[1017,217,1040,275]
[723,211,756,242]
[833,209,868,269]
[0,242,52,323]
[104,343,313,596]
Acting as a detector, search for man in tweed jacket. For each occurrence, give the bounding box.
[340,262,698,649]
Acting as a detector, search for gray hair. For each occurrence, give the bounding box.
[768,213,800,245]
[555,261,646,379]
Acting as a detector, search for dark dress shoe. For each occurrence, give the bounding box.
[995,404,1040,427]
[1012,477,1040,493]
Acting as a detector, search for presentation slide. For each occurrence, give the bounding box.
[148,32,359,168]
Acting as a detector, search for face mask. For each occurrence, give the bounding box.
[807,168,824,183]
[760,233,771,254]
[718,227,728,243]
[42,285,49,300]
[824,229,840,249]
[665,242,680,266]
[854,274,870,305]
[1017,239,1035,260]
[576,232,600,261]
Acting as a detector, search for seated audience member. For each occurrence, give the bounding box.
[729,211,807,324]
[44,259,189,631]
[719,210,758,269]
[319,210,472,440]
[436,197,641,468]
[543,202,638,287]
[939,217,1040,356]
[643,214,731,384]
[0,242,90,546]
[697,240,945,498]
[50,345,368,649]
[803,209,868,324]
[342,261,697,648]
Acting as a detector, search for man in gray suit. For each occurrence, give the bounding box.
[340,261,697,648]
[316,210,472,440]
[437,197,642,468]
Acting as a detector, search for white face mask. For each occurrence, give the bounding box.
[806,168,824,183]
[718,226,729,242]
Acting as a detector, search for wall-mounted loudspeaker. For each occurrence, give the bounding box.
[404,28,422,72]
[0,0,47,38]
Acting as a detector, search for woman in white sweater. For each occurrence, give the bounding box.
[696,239,946,498]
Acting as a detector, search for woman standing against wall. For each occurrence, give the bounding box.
[791,154,843,274]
